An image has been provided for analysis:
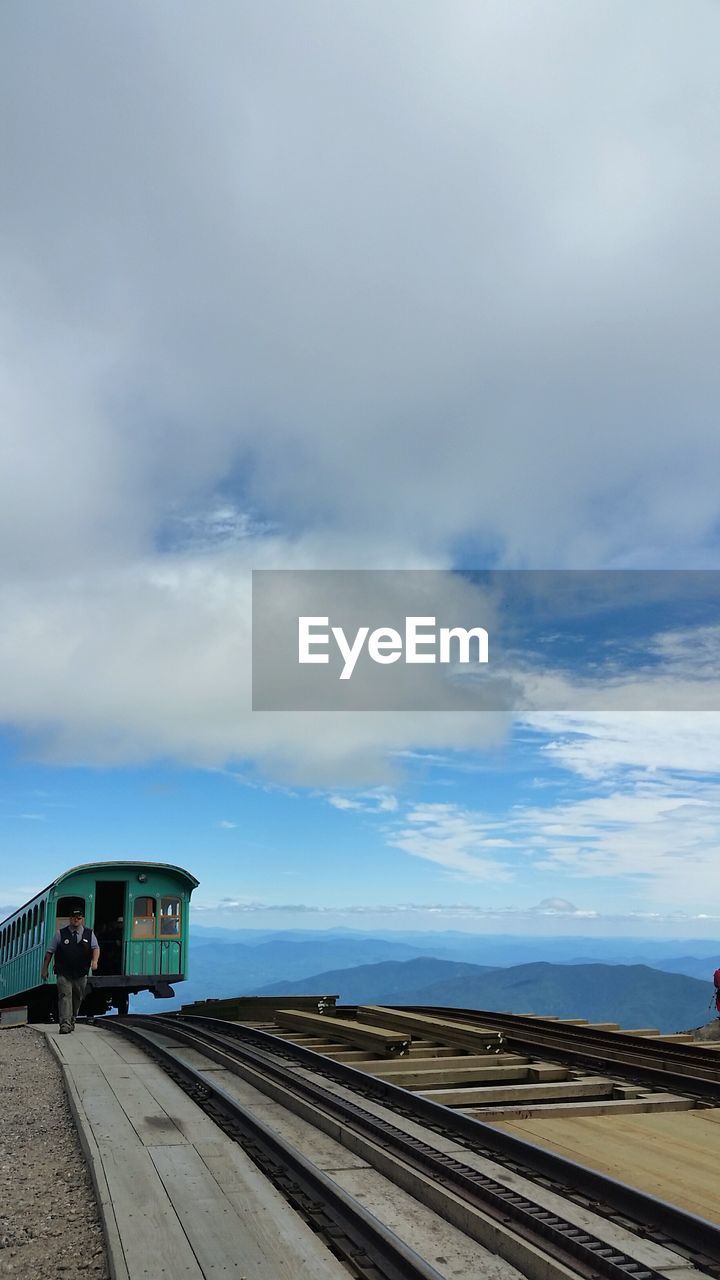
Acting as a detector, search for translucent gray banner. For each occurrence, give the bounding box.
[252,569,720,711]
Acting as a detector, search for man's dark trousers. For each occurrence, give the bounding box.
[57,974,87,1030]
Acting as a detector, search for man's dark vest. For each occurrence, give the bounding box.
[54,926,92,979]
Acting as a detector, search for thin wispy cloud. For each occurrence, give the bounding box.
[387,803,515,881]
[328,790,398,814]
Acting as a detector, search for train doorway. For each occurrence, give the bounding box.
[94,881,126,975]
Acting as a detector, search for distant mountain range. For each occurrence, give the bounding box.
[190,926,720,968]
[250,956,716,1033]
[130,929,720,1023]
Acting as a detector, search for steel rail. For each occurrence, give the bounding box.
[163,1010,720,1272]
[129,1014,708,1280]
[98,1018,445,1280]
[403,1006,720,1101]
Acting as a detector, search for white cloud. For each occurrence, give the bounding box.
[328,790,398,813]
[0,549,510,781]
[388,803,515,881]
[532,711,720,778]
[1,3,719,780]
[372,719,720,911]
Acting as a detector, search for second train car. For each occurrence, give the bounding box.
[0,861,199,1018]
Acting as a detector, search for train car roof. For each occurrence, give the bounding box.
[0,863,200,925]
[51,861,200,891]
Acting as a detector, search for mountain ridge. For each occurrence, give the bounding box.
[249,956,716,1033]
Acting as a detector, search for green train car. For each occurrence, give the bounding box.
[0,861,199,1019]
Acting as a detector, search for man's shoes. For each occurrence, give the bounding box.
[59,1025,72,1035]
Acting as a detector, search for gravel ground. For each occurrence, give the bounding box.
[0,1027,110,1279]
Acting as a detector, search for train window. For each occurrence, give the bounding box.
[38,901,45,948]
[133,896,156,939]
[160,897,181,937]
[32,905,38,947]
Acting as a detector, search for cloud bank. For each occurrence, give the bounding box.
[1,3,719,778]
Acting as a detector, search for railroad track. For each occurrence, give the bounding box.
[99,1015,720,1280]
[407,1006,720,1101]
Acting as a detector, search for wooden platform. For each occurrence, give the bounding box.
[43,1024,346,1280]
[492,1108,720,1225]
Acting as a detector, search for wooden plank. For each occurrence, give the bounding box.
[86,1030,157,1065]
[330,1164,503,1280]
[528,1064,569,1081]
[105,1072,189,1147]
[53,1043,130,1280]
[48,1030,97,1065]
[421,1077,616,1106]
[276,1009,410,1056]
[361,1063,567,1088]
[279,1041,349,1052]
[99,1144,204,1278]
[182,994,337,1020]
[50,1027,345,1279]
[469,1096,695,1120]
[492,1110,720,1224]
[355,1053,528,1074]
[357,1006,510,1054]
[71,1073,148,1148]
[151,1144,281,1277]
[326,1045,460,1062]
[194,1145,346,1279]
[60,1053,204,1277]
[131,1061,254,1143]
[79,1028,151,1068]
[609,1028,659,1036]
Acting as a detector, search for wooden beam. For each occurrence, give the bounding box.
[357,1007,507,1054]
[362,1063,568,1088]
[467,1096,695,1120]
[275,1009,410,1056]
[421,1076,615,1106]
[181,994,337,1020]
[351,1053,527,1075]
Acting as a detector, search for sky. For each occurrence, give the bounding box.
[1,1,720,939]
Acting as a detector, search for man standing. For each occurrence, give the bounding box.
[41,906,100,1033]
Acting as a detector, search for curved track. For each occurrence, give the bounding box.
[100,1015,720,1280]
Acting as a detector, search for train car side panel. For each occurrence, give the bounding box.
[0,861,198,1017]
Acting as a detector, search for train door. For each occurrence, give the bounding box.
[94,881,126,975]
